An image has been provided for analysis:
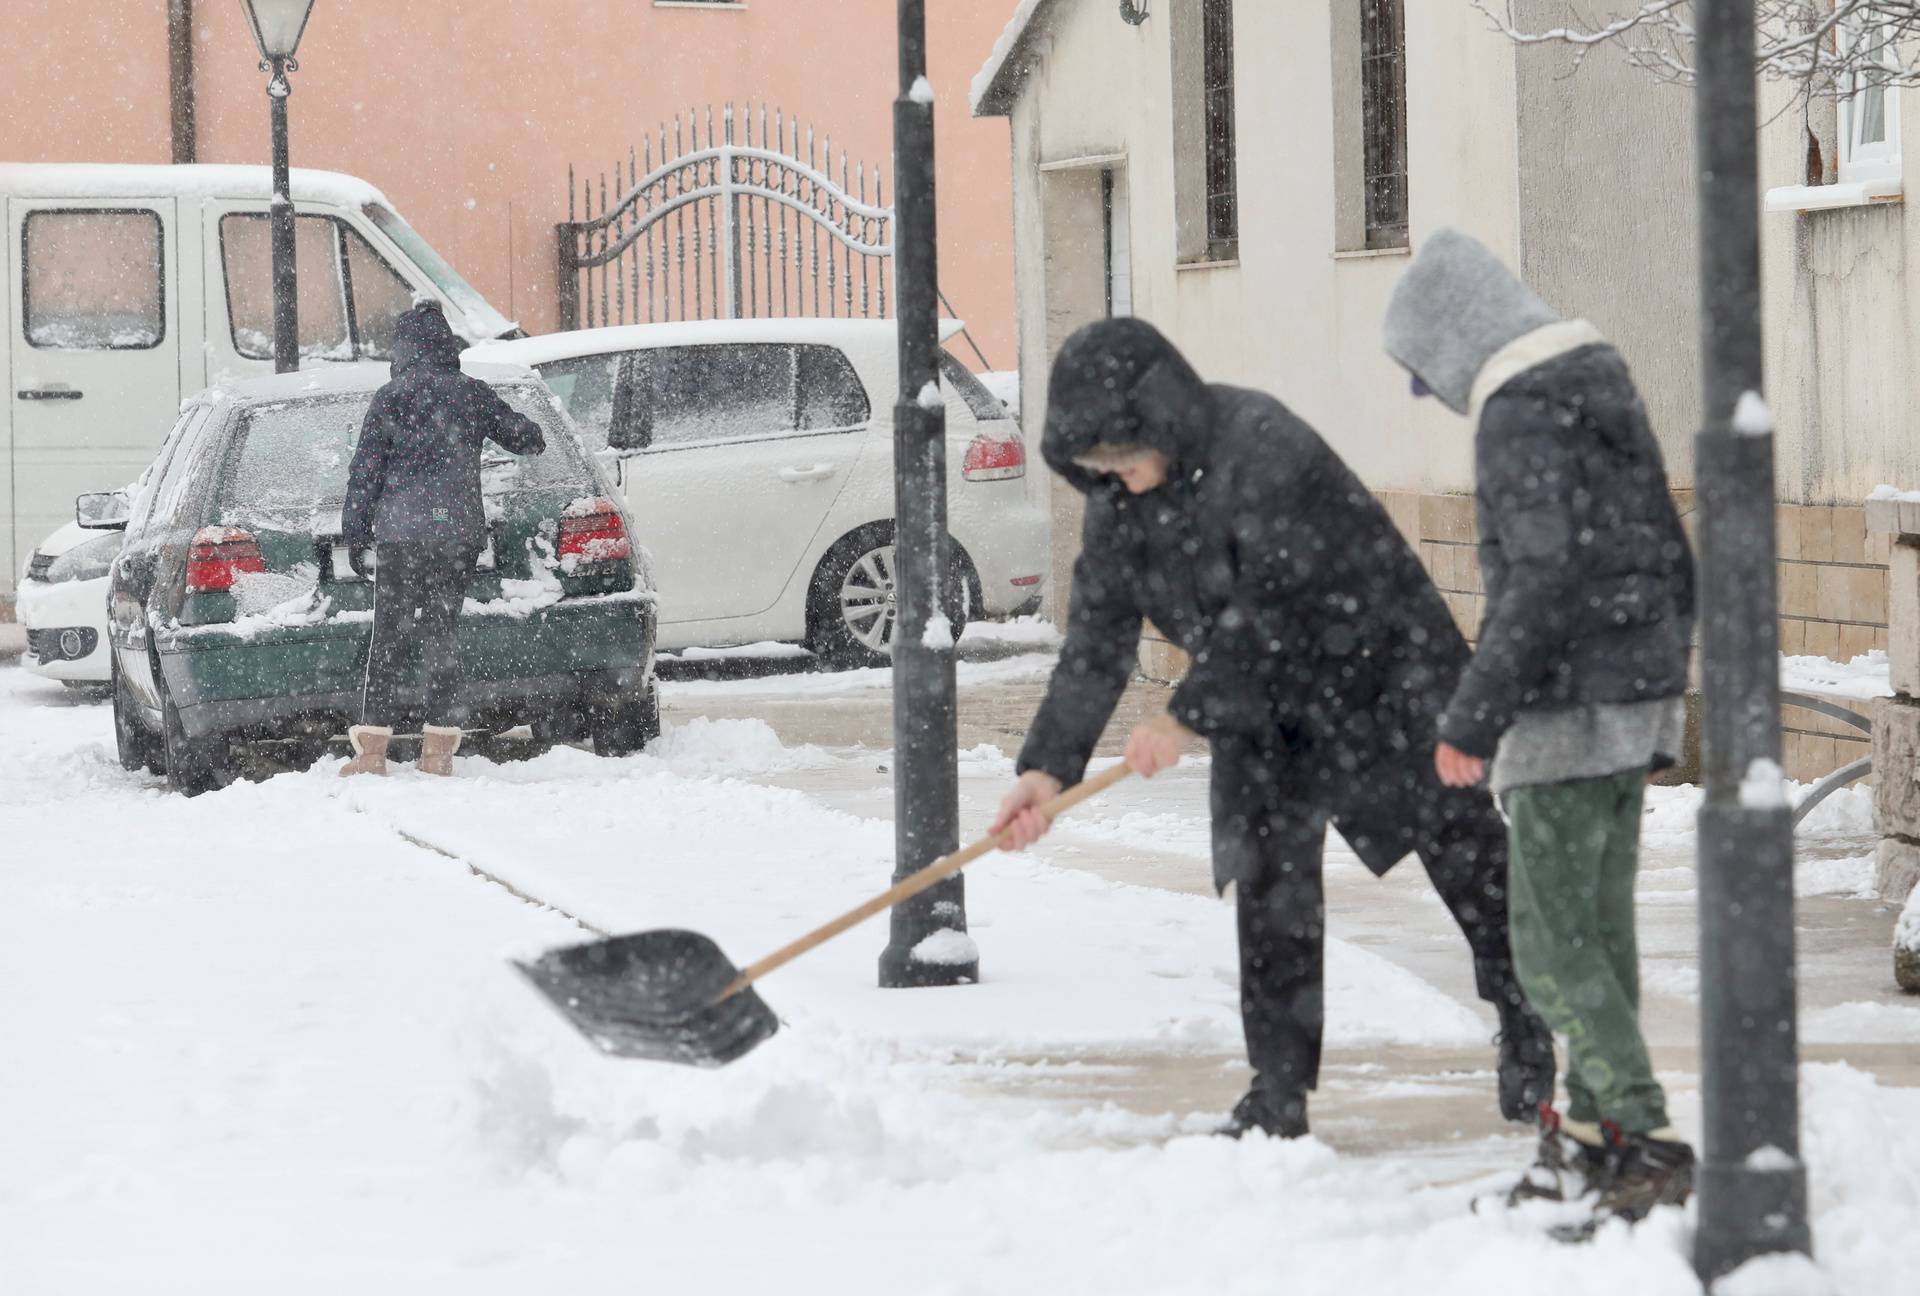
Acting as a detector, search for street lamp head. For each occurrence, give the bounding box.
[240,0,317,62]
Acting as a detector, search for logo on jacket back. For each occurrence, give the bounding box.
[432,507,449,522]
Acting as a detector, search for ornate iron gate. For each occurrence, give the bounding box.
[556,104,894,330]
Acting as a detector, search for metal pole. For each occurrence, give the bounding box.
[878,0,974,989]
[1691,0,1811,1280]
[267,54,299,375]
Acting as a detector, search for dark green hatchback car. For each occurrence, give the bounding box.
[94,362,659,794]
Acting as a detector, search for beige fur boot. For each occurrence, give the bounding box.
[419,724,462,777]
[340,726,392,777]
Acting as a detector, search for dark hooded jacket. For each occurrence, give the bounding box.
[1016,319,1474,882]
[1382,229,1695,758]
[342,304,545,549]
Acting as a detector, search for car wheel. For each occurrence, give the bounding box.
[112,659,165,776]
[161,682,234,797]
[808,525,967,670]
[589,682,661,757]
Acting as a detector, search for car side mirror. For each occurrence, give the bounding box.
[76,491,131,530]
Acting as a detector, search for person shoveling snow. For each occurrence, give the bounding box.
[988,317,1555,1140]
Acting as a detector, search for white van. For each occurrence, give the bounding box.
[1,163,519,613]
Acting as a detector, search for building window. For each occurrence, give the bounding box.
[1841,19,1902,186]
[1361,0,1409,249]
[1201,0,1238,260]
[22,209,165,350]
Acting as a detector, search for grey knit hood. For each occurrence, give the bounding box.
[1382,228,1560,415]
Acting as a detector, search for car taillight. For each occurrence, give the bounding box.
[962,433,1026,482]
[558,498,633,568]
[186,527,265,593]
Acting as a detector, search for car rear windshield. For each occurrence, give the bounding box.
[214,384,595,525]
[938,352,1013,422]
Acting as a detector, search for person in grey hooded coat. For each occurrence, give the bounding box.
[1384,229,1696,1223]
[990,317,1553,1139]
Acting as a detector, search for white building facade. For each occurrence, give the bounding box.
[975,0,1906,781]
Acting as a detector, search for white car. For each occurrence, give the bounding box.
[17,518,120,687]
[470,319,1047,666]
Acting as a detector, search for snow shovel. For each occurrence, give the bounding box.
[514,762,1135,1067]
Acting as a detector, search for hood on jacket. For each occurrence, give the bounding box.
[1042,318,1212,494]
[390,301,465,375]
[1381,228,1560,415]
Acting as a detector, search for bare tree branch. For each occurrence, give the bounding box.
[1470,1,1920,98]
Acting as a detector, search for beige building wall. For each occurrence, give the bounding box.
[0,0,1020,365]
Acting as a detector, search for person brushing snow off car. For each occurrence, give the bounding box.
[990,317,1554,1139]
[1384,229,1696,1226]
[338,301,546,778]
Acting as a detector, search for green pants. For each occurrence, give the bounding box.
[1503,768,1669,1133]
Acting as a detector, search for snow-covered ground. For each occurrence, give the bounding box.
[3,643,1917,1294]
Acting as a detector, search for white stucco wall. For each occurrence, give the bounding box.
[1761,77,1920,504]
[1002,0,1526,503]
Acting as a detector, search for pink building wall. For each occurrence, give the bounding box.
[0,1,1017,367]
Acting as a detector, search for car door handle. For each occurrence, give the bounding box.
[18,385,83,401]
[777,463,838,483]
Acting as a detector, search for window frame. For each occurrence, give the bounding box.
[621,342,870,455]
[1200,0,1240,261]
[217,212,413,362]
[21,207,168,352]
[1841,19,1903,187]
[1360,0,1410,251]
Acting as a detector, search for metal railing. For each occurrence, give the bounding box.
[557,104,894,330]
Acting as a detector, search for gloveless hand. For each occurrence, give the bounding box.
[990,769,1066,851]
[1434,740,1487,789]
[1124,712,1190,779]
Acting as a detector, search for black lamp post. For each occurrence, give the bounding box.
[239,0,317,375]
[1690,0,1812,1281]
[878,0,975,989]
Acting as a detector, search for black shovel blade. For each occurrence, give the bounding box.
[513,929,779,1067]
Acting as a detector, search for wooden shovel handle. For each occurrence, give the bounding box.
[724,762,1135,996]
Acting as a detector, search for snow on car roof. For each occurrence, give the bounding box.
[471,317,967,368]
[0,163,391,207]
[208,359,539,405]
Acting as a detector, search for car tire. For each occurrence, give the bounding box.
[160,681,234,797]
[112,659,165,776]
[589,681,661,757]
[807,524,968,670]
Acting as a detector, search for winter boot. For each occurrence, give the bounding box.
[1215,1078,1309,1140]
[339,726,391,778]
[418,725,462,777]
[1501,1105,1609,1207]
[1592,1129,1695,1222]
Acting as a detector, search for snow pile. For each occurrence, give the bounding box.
[1896,887,1920,991]
[910,928,979,966]
[1740,758,1788,810]
[908,75,935,106]
[1781,650,1892,702]
[1732,390,1774,437]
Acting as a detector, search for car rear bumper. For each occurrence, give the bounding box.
[955,494,1048,617]
[16,575,111,683]
[158,591,656,739]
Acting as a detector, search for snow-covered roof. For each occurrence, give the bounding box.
[0,163,392,208]
[971,0,1063,117]
[472,318,967,369]
[206,359,538,405]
